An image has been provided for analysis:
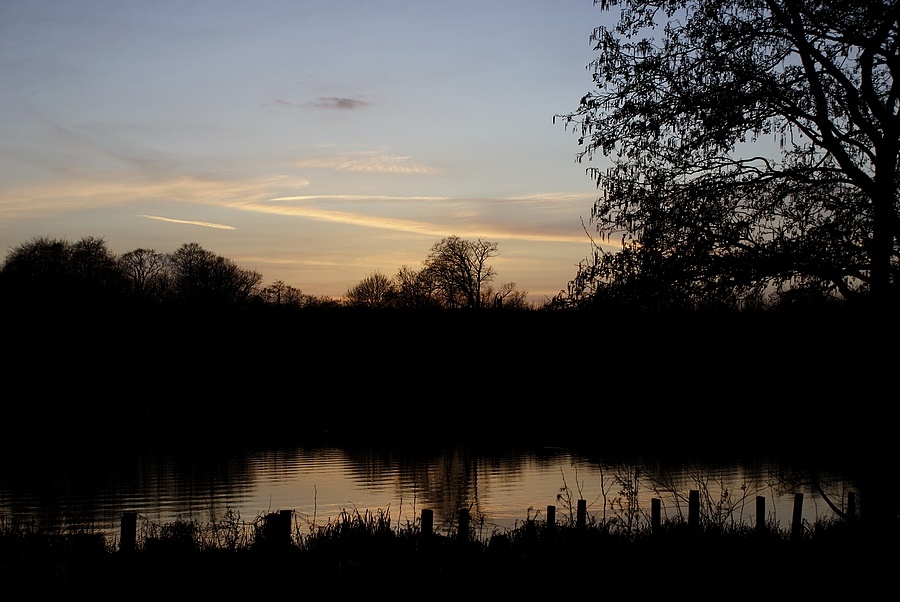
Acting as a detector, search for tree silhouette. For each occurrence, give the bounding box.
[346,272,396,308]
[1,236,72,301]
[118,248,169,301]
[483,281,530,309]
[167,242,262,305]
[557,0,900,309]
[392,265,441,309]
[259,280,317,307]
[424,236,499,309]
[1,236,125,306]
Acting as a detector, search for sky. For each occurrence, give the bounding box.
[0,0,619,303]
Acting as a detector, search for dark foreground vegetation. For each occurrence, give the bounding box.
[0,501,890,600]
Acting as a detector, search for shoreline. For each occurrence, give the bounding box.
[1,504,888,599]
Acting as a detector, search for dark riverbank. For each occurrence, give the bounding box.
[8,304,894,457]
[0,510,888,600]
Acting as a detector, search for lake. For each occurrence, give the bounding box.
[0,439,854,545]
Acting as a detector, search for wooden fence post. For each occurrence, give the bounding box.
[688,490,700,532]
[651,498,661,534]
[261,509,292,548]
[577,499,586,529]
[421,509,433,536]
[546,505,556,532]
[791,492,804,541]
[120,511,137,553]
[279,509,293,545]
[756,496,766,534]
[457,508,469,542]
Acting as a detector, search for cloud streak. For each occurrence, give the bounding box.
[0,173,311,220]
[296,152,439,175]
[270,195,448,203]
[309,97,371,110]
[139,215,236,230]
[273,97,372,110]
[0,163,611,249]
[236,198,604,245]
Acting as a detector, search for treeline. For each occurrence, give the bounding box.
[0,236,335,311]
[2,233,877,314]
[345,236,529,310]
[0,235,533,312]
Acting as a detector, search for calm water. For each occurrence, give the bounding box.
[0,441,853,543]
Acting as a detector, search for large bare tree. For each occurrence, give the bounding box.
[557,0,900,309]
[424,236,499,309]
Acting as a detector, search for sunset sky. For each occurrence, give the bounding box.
[0,0,619,302]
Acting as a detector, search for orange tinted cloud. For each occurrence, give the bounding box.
[240,197,598,245]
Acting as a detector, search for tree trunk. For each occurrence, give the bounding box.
[870,164,897,307]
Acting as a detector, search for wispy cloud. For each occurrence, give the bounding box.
[0,162,612,250]
[236,198,600,245]
[308,97,371,110]
[240,201,452,237]
[270,195,448,202]
[139,215,236,230]
[505,192,600,203]
[0,173,311,221]
[272,97,371,110]
[296,152,439,175]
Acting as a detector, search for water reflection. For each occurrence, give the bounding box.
[0,441,852,541]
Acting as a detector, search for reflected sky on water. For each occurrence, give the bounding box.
[0,441,853,541]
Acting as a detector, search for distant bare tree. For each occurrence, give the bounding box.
[119,248,168,300]
[393,264,440,308]
[69,236,121,291]
[167,242,262,305]
[346,272,396,308]
[484,282,531,309]
[424,236,498,309]
[259,280,316,307]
